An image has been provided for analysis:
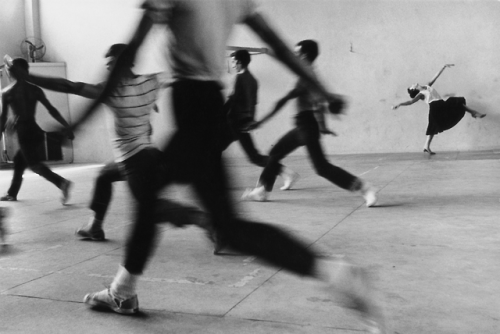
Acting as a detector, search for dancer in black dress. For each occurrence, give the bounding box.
[392,64,486,155]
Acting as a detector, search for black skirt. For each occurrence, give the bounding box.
[426,97,466,135]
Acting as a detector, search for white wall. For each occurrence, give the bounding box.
[24,0,500,162]
[0,0,26,89]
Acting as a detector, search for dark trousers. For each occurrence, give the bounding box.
[89,161,124,219]
[259,111,358,192]
[221,118,283,170]
[7,123,66,198]
[123,80,316,276]
[89,159,204,227]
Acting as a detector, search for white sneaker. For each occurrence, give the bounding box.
[241,186,268,202]
[361,183,378,207]
[280,168,300,191]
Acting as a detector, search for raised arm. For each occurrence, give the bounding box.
[6,65,103,99]
[244,13,345,114]
[428,64,454,86]
[391,94,424,110]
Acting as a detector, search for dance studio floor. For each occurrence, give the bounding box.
[0,150,498,334]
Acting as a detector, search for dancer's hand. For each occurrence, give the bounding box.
[327,93,346,115]
[245,121,261,131]
[64,127,75,140]
[320,128,337,136]
[444,64,455,68]
[391,104,399,110]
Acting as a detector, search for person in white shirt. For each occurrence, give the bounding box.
[392,64,486,154]
[74,2,385,333]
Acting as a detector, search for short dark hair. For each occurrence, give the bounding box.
[12,58,29,72]
[231,50,251,67]
[296,40,319,62]
[407,88,419,98]
[105,43,127,58]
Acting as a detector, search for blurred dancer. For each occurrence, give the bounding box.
[223,49,298,190]
[242,40,377,206]
[77,1,385,332]
[22,44,206,241]
[0,57,73,204]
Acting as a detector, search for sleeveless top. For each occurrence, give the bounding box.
[420,85,442,104]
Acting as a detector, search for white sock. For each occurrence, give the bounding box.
[110,265,138,299]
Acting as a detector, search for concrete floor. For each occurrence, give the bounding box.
[0,150,499,334]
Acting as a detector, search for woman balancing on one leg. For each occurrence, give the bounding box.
[242,40,377,207]
[392,64,486,155]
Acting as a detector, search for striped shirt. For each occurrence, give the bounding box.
[105,73,161,162]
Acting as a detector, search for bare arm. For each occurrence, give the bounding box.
[428,64,454,86]
[244,13,344,114]
[28,75,103,99]
[6,65,103,99]
[392,94,424,109]
[37,90,74,139]
[248,89,299,130]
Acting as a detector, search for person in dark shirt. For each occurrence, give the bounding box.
[223,50,298,191]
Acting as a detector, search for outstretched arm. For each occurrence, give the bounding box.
[28,75,103,99]
[428,64,454,86]
[6,65,103,99]
[392,94,424,109]
[248,89,298,130]
[71,12,153,131]
[244,13,345,114]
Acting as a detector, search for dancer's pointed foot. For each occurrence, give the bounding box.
[423,148,436,155]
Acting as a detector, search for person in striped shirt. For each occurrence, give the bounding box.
[22,44,208,241]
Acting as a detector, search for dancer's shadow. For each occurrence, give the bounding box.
[0,244,20,256]
[370,202,408,208]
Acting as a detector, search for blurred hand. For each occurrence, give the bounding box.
[327,93,346,115]
[245,121,261,131]
[320,128,337,136]
[66,129,75,140]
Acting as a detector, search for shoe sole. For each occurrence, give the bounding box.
[83,294,138,315]
[75,230,105,241]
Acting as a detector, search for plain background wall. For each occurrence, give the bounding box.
[0,0,26,91]
[2,0,500,163]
